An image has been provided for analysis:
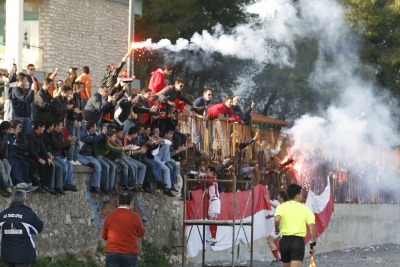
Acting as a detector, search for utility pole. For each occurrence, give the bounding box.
[127,0,135,95]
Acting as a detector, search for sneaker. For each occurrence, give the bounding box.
[136,185,145,192]
[207,238,217,246]
[110,188,118,195]
[171,186,179,192]
[47,189,59,195]
[64,184,78,192]
[0,190,11,198]
[54,188,65,195]
[16,183,32,190]
[6,187,12,193]
[102,189,110,195]
[74,161,82,166]
[163,189,174,197]
[130,187,139,193]
[121,185,130,191]
[36,187,46,193]
[156,181,165,190]
[271,259,281,265]
[144,187,153,194]
[90,186,100,194]
[70,161,78,166]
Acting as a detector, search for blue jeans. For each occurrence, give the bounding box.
[54,157,74,186]
[106,253,137,267]
[123,120,136,136]
[119,157,135,186]
[165,161,178,186]
[0,160,11,190]
[143,158,162,183]
[153,155,171,189]
[66,120,81,161]
[98,157,116,190]
[51,159,64,188]
[127,157,146,185]
[78,155,101,188]
[15,116,31,136]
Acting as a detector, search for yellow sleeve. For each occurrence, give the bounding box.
[306,208,315,225]
[274,205,282,217]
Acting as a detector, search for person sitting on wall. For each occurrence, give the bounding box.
[78,121,107,194]
[26,120,55,194]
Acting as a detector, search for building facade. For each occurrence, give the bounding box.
[1,0,141,89]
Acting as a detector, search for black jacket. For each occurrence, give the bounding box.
[27,130,49,161]
[50,131,71,157]
[118,99,155,123]
[0,131,8,160]
[52,95,70,122]
[11,86,34,118]
[14,132,29,156]
[66,93,84,121]
[34,89,56,122]
[83,92,114,124]
[0,202,43,263]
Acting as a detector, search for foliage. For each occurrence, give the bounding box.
[342,0,400,95]
[134,0,257,99]
[138,239,172,267]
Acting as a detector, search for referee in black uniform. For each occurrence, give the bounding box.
[274,184,316,267]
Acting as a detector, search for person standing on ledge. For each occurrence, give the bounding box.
[101,191,146,267]
[274,184,316,267]
[0,190,43,267]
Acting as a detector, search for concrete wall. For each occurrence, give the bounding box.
[0,166,183,260]
[1,168,399,264]
[186,204,400,263]
[38,0,131,90]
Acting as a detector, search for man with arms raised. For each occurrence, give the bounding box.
[274,184,316,267]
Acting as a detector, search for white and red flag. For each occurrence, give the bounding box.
[304,178,335,244]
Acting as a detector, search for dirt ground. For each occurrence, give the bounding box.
[175,243,400,266]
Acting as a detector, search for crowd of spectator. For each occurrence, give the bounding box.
[0,55,257,200]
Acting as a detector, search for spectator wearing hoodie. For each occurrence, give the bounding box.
[11,72,34,135]
[148,65,173,94]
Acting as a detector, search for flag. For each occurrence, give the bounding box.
[309,256,316,267]
[304,178,334,244]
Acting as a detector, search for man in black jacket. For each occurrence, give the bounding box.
[33,78,56,123]
[11,72,34,135]
[27,120,56,194]
[83,85,116,128]
[52,86,75,122]
[0,190,43,266]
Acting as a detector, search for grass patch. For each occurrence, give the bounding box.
[1,253,102,267]
[138,239,172,267]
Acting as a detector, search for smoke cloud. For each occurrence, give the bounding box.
[135,0,400,199]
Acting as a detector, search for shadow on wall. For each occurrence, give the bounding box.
[85,183,147,233]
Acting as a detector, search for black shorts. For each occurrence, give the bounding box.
[279,236,305,263]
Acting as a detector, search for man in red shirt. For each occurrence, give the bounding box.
[206,97,234,157]
[101,191,146,267]
[148,65,173,94]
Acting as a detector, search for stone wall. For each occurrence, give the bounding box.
[38,0,131,91]
[0,166,183,259]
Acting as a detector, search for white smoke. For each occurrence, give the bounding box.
[135,0,400,195]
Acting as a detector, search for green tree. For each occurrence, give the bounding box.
[134,0,256,98]
[342,0,400,94]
